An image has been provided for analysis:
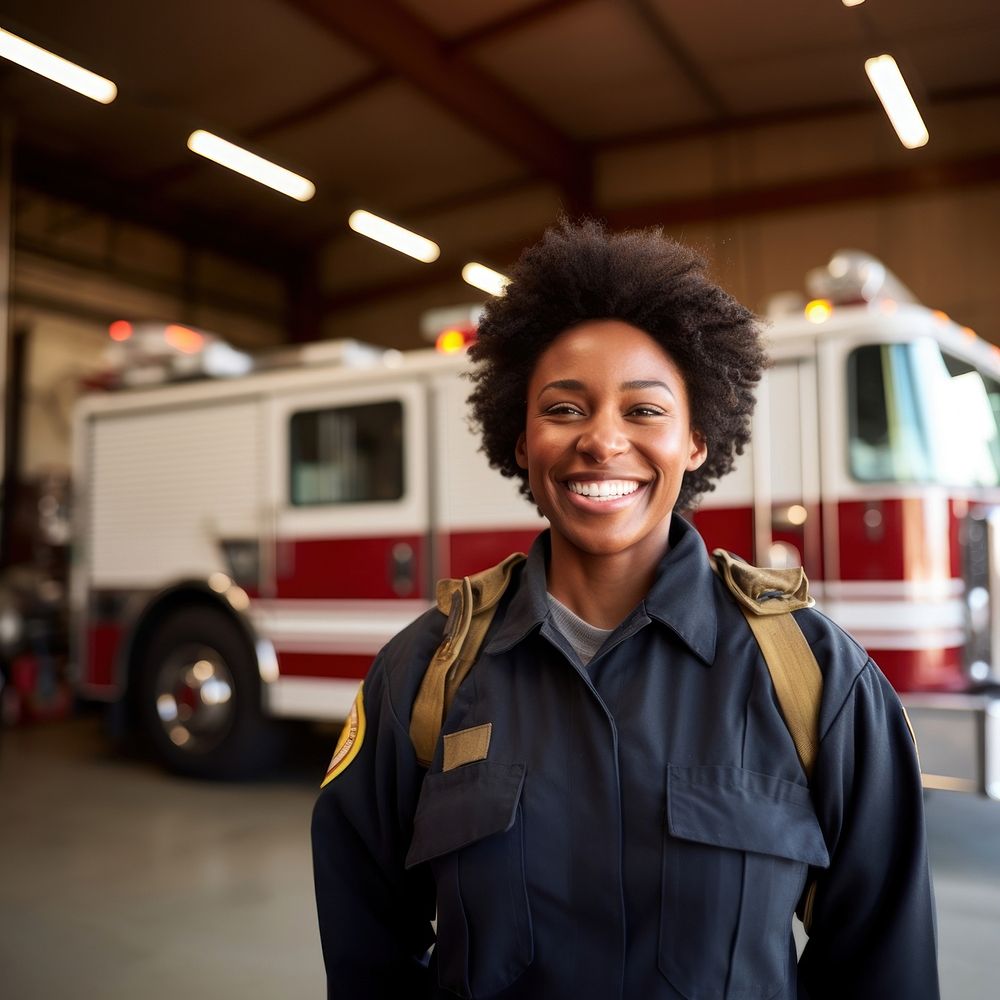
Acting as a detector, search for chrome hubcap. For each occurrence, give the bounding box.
[153,644,235,753]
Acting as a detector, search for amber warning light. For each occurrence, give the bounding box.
[436,327,475,354]
[164,324,205,354]
[421,304,484,350]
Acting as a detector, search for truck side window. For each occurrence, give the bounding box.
[290,401,404,505]
[848,342,1000,486]
[847,345,893,481]
[847,342,932,482]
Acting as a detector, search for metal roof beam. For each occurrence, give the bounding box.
[14,145,298,276]
[283,0,591,211]
[607,151,1000,228]
[622,0,730,118]
[596,82,1000,151]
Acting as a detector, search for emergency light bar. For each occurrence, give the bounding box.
[805,250,917,307]
[421,303,483,353]
[105,321,253,386]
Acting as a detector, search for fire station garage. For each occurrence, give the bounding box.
[1,2,999,997]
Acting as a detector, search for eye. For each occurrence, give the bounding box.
[627,404,666,418]
[543,402,584,416]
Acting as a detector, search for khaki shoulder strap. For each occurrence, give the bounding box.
[409,553,526,767]
[711,549,825,933]
[712,549,823,780]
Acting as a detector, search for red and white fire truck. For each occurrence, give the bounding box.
[72,253,1000,794]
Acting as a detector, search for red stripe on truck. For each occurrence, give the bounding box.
[447,529,542,580]
[870,646,966,694]
[276,651,373,679]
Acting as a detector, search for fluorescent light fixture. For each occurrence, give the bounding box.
[347,210,440,263]
[864,54,929,149]
[186,130,315,201]
[0,27,116,103]
[462,262,510,296]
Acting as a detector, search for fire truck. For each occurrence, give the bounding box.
[71,253,1000,794]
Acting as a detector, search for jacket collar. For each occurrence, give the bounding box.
[485,514,718,666]
[642,515,718,665]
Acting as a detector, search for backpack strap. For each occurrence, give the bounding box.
[712,548,824,932]
[712,549,822,780]
[409,553,526,767]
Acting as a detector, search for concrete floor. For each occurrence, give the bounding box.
[2,716,999,1000]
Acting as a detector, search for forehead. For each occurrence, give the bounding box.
[531,319,685,385]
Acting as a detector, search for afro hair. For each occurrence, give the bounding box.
[467,219,768,511]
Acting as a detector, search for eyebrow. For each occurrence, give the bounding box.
[538,378,675,398]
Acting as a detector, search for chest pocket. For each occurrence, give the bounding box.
[660,765,829,1000]
[406,761,532,998]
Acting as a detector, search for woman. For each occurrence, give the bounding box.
[312,220,939,999]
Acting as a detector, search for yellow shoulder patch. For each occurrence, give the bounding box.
[320,683,366,787]
[901,705,921,769]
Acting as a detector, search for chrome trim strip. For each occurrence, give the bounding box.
[268,677,359,720]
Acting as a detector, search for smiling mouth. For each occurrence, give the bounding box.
[565,479,643,501]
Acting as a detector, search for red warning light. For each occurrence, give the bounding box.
[109,320,133,342]
[164,324,205,354]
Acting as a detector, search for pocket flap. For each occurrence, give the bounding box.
[667,764,829,868]
[405,761,525,868]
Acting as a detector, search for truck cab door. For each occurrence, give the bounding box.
[265,379,430,602]
[753,357,824,578]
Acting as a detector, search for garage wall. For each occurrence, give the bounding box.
[13,191,288,348]
[22,315,105,479]
[7,96,999,475]
[320,95,1000,350]
[9,191,290,475]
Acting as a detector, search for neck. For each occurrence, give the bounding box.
[546,531,670,629]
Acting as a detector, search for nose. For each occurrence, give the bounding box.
[576,411,629,463]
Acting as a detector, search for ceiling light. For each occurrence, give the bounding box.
[186,130,315,201]
[864,55,929,149]
[462,262,510,296]
[347,210,440,263]
[0,27,117,103]
[842,0,865,7]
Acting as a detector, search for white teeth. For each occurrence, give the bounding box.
[566,479,640,500]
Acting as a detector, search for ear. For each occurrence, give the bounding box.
[686,430,708,472]
[515,431,529,470]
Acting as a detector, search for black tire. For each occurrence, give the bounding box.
[136,605,280,779]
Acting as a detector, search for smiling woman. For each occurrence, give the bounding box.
[514,320,707,626]
[311,220,940,1000]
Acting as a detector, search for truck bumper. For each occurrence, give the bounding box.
[902,693,1000,800]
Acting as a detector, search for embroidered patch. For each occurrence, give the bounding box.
[320,683,366,787]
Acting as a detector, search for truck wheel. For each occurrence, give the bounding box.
[137,605,278,778]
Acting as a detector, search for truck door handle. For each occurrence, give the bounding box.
[391,542,415,596]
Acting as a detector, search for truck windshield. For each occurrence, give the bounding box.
[848,339,1000,487]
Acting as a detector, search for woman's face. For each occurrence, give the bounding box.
[516,319,707,566]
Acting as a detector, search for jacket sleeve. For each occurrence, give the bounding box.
[311,647,436,999]
[797,659,940,999]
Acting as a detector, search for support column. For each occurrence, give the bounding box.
[0,118,14,566]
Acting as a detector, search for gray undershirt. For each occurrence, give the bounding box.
[546,593,615,666]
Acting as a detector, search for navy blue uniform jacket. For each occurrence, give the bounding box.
[312,516,939,999]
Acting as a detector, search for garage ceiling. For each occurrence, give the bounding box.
[2,0,999,286]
